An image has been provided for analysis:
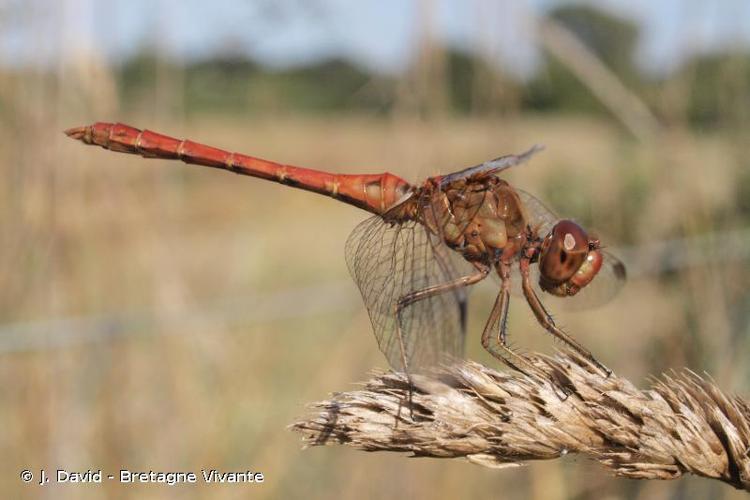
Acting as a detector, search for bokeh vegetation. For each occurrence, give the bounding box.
[113,5,750,130]
[1,3,749,499]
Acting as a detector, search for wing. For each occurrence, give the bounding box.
[517,188,558,237]
[345,216,475,371]
[438,145,544,187]
[560,250,627,309]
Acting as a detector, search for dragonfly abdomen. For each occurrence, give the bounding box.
[65,122,412,216]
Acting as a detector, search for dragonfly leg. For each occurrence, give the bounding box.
[396,262,490,311]
[519,258,611,376]
[480,262,537,375]
[393,262,491,414]
[395,262,491,366]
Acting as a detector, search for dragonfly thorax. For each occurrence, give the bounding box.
[416,176,529,264]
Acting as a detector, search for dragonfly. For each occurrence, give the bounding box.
[66,122,626,377]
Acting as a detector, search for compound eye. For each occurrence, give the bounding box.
[570,249,604,290]
[539,220,589,284]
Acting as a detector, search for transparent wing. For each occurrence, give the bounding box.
[438,145,544,187]
[561,250,627,309]
[517,188,558,237]
[345,216,476,371]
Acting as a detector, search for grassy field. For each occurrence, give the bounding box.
[1,80,749,499]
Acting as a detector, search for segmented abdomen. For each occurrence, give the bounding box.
[66,122,413,216]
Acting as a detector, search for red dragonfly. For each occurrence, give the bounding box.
[66,123,625,376]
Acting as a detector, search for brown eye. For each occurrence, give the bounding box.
[570,249,603,289]
[539,220,589,285]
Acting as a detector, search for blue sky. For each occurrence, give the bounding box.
[2,0,749,77]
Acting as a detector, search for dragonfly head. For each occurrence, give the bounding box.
[538,220,603,297]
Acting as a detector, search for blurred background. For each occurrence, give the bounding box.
[1,0,750,498]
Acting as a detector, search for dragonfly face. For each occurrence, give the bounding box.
[537,219,603,297]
